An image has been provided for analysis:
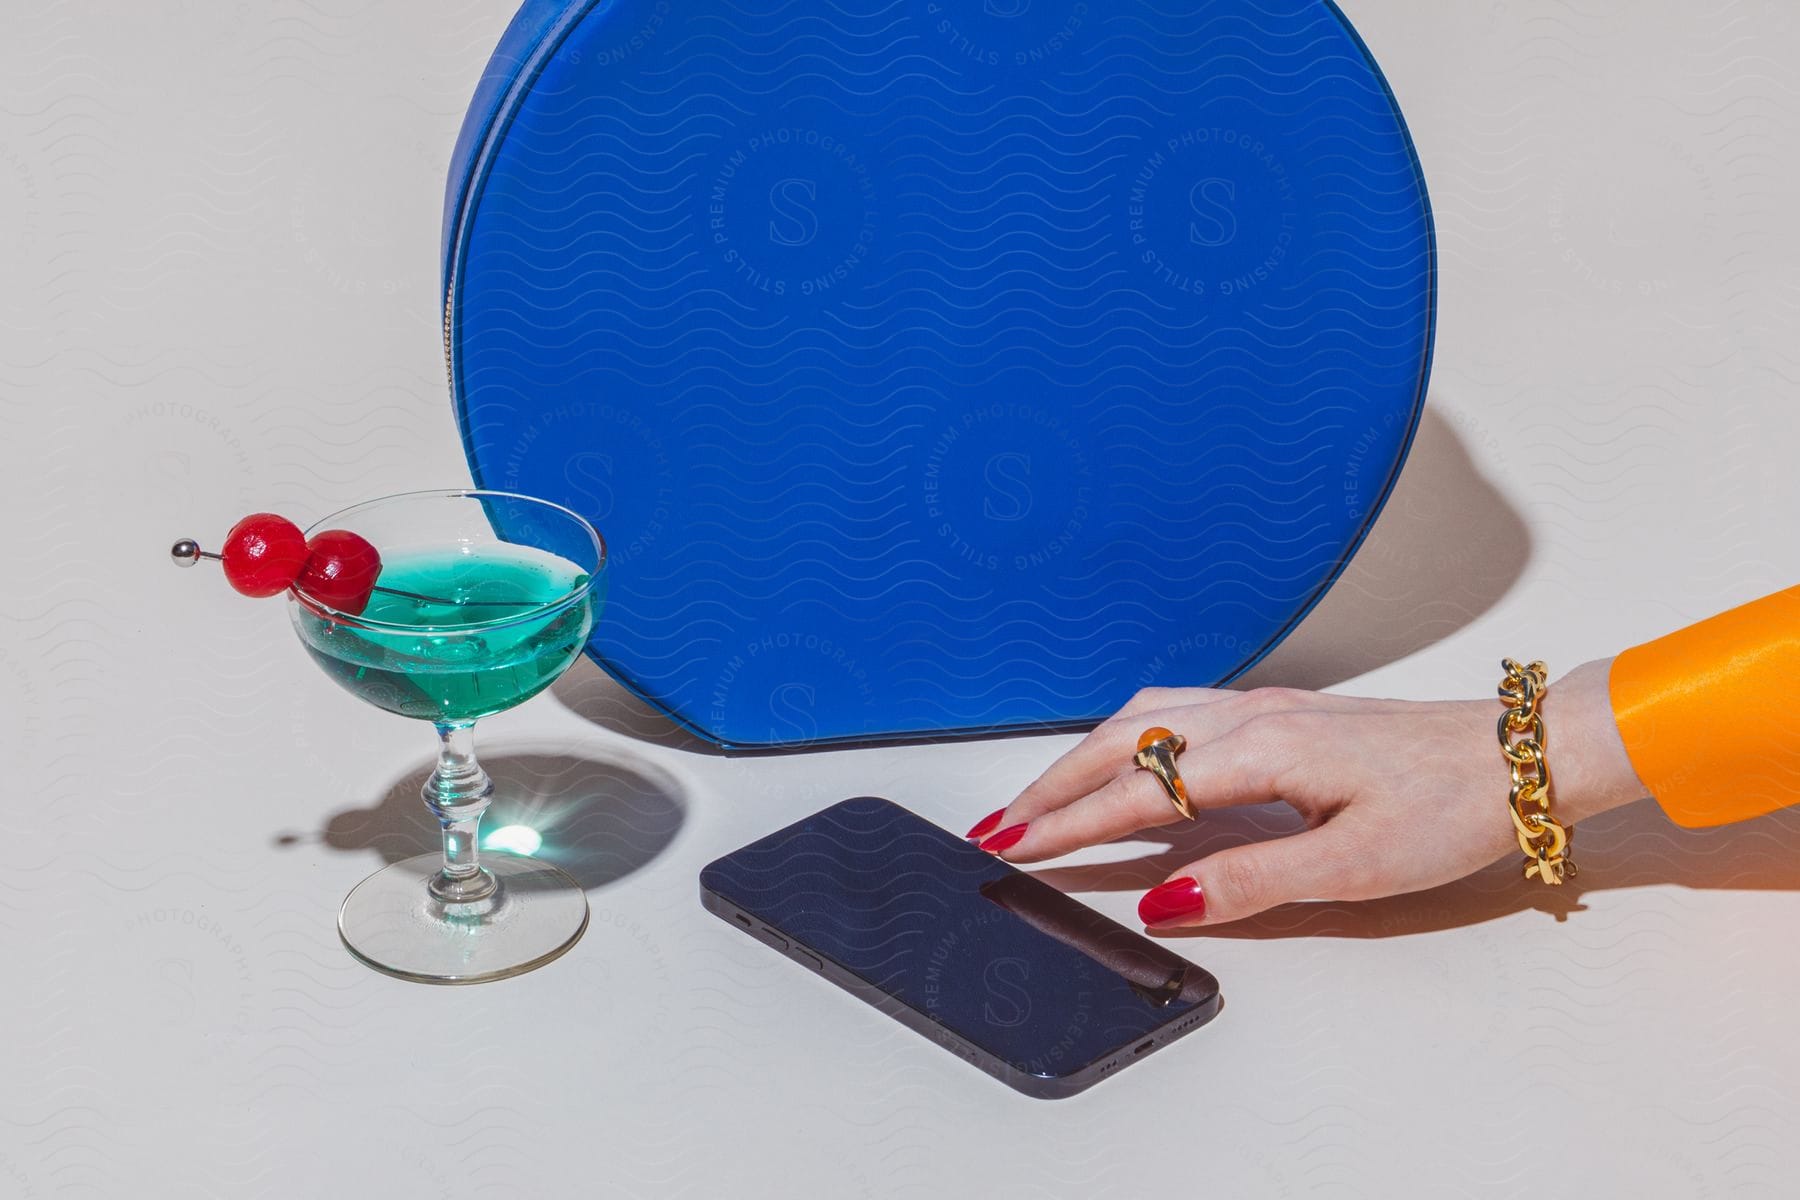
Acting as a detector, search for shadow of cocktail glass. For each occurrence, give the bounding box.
[279,750,685,892]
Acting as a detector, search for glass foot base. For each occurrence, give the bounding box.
[338,852,589,984]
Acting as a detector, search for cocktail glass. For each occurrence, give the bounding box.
[287,489,606,983]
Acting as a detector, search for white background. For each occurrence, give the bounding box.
[4,1,1799,1196]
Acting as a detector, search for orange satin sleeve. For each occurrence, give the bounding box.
[1608,584,1800,828]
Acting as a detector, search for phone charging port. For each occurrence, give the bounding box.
[1135,1039,1155,1056]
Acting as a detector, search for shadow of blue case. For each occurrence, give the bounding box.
[445,0,1436,748]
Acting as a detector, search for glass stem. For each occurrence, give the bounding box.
[424,721,497,904]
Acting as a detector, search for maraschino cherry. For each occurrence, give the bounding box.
[219,513,307,597]
[176,512,541,616]
[172,514,384,615]
[294,529,382,615]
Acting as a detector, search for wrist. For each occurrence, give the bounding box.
[1541,656,1649,824]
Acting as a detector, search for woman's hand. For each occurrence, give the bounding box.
[966,658,1648,929]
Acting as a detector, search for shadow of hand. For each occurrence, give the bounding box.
[1029,801,1800,938]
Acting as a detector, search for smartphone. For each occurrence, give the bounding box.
[699,796,1222,1099]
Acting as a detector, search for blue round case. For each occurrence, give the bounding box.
[444,0,1435,748]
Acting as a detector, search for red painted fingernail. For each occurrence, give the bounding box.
[978,823,1029,855]
[965,808,1007,841]
[1138,877,1206,927]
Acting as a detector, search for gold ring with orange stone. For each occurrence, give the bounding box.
[1132,726,1195,821]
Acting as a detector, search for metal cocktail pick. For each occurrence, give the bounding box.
[169,538,537,609]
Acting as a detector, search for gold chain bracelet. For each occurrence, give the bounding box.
[1497,658,1576,885]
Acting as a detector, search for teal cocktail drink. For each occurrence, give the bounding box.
[294,546,594,723]
[280,490,606,984]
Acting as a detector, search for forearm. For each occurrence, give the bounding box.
[1541,657,1649,825]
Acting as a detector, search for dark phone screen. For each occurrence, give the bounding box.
[701,797,1217,1078]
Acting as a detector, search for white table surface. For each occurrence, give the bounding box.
[6,2,1800,1196]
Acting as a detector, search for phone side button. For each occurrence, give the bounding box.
[798,951,823,971]
[759,927,789,951]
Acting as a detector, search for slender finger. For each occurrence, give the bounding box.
[1033,684,1246,798]
[995,720,1147,830]
[988,689,1377,836]
[996,689,1275,831]
[995,765,1190,862]
[996,713,1302,862]
[1137,821,1366,929]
